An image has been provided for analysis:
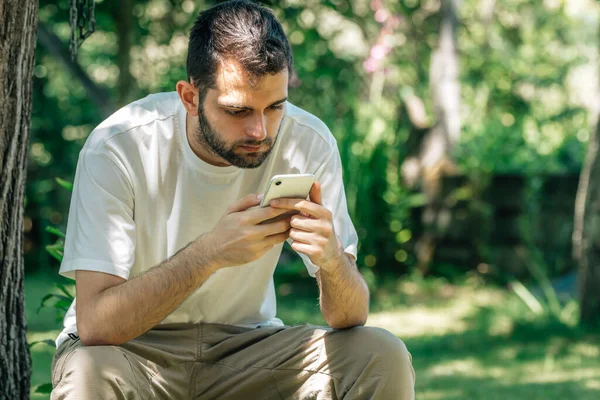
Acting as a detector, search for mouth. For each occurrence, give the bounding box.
[238,145,262,152]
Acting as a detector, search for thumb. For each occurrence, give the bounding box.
[309,181,323,205]
[227,193,262,214]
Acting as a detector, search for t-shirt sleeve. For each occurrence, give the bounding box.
[295,146,359,277]
[59,149,136,281]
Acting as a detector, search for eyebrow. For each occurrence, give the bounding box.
[218,97,288,110]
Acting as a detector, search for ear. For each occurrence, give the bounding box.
[176,80,200,116]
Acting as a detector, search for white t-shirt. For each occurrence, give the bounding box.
[56,92,358,348]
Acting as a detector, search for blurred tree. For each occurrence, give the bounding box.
[402,0,462,273]
[0,0,38,397]
[574,99,600,325]
[573,9,599,325]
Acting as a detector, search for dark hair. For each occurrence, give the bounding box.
[187,0,294,102]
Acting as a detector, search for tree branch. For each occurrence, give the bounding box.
[36,23,115,117]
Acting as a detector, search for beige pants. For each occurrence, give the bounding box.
[51,323,415,400]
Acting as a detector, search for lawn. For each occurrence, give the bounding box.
[26,269,600,399]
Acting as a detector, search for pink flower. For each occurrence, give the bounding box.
[363,58,379,73]
[375,9,389,23]
[370,0,383,12]
[370,44,390,60]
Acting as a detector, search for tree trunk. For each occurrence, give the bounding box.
[401,0,462,272]
[0,0,38,398]
[574,110,600,325]
[112,0,135,106]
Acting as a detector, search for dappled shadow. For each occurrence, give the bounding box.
[413,373,600,400]
[400,303,600,399]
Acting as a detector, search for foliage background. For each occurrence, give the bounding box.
[27,0,599,281]
[24,0,600,398]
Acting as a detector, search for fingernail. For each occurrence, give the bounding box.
[257,194,264,201]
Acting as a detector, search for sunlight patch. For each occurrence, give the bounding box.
[585,380,600,390]
[428,358,478,376]
[367,307,469,337]
[419,389,464,399]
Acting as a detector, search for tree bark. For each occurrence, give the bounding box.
[0,0,38,398]
[574,110,600,325]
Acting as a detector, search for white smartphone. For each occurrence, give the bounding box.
[259,173,315,224]
[260,173,315,207]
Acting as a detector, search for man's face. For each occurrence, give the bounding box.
[195,61,289,169]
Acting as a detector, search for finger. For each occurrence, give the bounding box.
[262,231,290,248]
[259,218,291,236]
[227,194,262,214]
[309,181,323,205]
[288,228,315,244]
[269,198,330,220]
[289,215,321,232]
[246,206,297,225]
[290,241,315,257]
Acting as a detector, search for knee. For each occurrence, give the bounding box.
[336,326,414,378]
[54,345,131,389]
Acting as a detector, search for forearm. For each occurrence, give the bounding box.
[78,239,217,345]
[318,254,370,329]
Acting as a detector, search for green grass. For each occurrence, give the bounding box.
[26,270,600,399]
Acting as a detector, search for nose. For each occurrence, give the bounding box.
[245,114,267,141]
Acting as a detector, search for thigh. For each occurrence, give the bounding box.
[51,324,199,400]
[205,324,414,400]
[196,323,335,400]
[51,337,151,400]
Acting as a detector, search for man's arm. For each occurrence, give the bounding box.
[316,252,369,329]
[270,182,369,329]
[76,239,216,346]
[77,194,293,346]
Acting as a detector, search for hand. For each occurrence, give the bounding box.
[199,194,293,269]
[269,181,344,270]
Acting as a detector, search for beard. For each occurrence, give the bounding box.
[195,106,278,169]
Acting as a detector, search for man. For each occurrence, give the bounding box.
[50,1,415,399]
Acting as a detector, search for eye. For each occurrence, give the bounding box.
[269,104,284,111]
[225,109,248,117]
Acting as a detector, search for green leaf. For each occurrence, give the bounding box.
[46,226,66,238]
[37,294,55,314]
[35,383,54,394]
[55,282,74,301]
[55,177,73,191]
[45,244,64,262]
[54,299,72,311]
[29,339,56,349]
[38,293,72,313]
